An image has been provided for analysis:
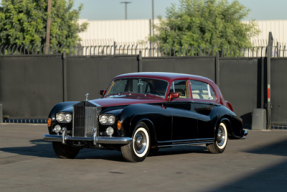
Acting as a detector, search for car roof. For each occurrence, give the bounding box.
[114,72,213,83]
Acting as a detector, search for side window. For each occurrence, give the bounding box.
[169,80,189,98]
[190,80,216,100]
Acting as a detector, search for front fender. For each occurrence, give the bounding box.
[118,103,172,142]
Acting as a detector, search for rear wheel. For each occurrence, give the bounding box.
[206,122,228,154]
[121,122,150,162]
[52,142,80,159]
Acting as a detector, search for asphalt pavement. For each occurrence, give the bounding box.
[0,124,286,192]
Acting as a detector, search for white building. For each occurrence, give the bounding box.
[78,19,287,47]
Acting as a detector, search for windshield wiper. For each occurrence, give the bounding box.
[145,93,163,98]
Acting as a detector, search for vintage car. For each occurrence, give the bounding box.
[43,72,247,162]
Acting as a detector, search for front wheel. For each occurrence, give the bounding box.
[52,142,80,159]
[121,122,150,162]
[206,122,228,154]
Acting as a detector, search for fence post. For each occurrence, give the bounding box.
[267,46,271,130]
[0,104,2,124]
[266,32,273,130]
[62,51,67,102]
[215,51,220,87]
[138,51,142,72]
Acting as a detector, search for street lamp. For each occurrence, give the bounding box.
[45,0,52,54]
[121,2,131,20]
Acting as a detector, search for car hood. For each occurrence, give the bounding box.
[90,96,164,107]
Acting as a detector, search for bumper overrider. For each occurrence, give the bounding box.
[43,127,132,145]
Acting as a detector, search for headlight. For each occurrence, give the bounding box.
[56,113,65,122]
[108,116,115,124]
[99,114,116,125]
[99,115,108,124]
[65,114,72,122]
[56,112,72,123]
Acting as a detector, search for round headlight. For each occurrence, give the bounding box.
[65,114,72,123]
[106,127,114,136]
[108,115,115,124]
[53,124,61,133]
[56,113,65,122]
[99,115,108,124]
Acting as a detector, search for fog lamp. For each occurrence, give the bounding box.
[106,127,114,136]
[53,124,62,133]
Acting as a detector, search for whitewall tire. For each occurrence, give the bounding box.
[206,122,228,154]
[121,122,150,162]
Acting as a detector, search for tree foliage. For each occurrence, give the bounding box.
[0,0,88,48]
[151,0,260,53]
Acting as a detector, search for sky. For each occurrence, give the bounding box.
[72,0,287,21]
[0,0,285,21]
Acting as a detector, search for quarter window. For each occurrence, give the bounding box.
[169,80,189,98]
[190,80,216,100]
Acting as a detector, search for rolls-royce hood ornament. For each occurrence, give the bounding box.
[85,93,89,101]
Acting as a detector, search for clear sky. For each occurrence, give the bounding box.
[73,0,287,21]
[0,0,285,21]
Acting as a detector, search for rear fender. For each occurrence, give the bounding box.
[225,101,234,112]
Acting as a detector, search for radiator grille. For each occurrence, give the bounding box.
[73,105,85,137]
[72,101,101,137]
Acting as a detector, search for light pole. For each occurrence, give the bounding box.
[152,0,154,35]
[121,2,131,20]
[45,0,51,54]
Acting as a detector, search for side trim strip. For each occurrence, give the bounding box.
[158,138,214,144]
[158,141,214,148]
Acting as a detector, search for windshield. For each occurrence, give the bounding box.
[106,78,168,98]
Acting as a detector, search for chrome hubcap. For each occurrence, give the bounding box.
[217,125,226,146]
[134,131,147,154]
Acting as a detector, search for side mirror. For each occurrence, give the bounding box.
[169,92,179,101]
[100,90,106,96]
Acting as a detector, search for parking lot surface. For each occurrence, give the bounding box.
[0,124,286,192]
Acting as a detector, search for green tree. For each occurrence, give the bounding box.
[151,0,260,55]
[0,0,88,49]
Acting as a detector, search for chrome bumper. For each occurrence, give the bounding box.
[43,128,132,145]
[243,130,248,136]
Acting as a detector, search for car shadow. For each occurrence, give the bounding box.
[0,139,209,162]
[208,137,287,192]
[149,145,209,157]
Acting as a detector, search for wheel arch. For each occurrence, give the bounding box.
[132,118,158,148]
[215,116,232,139]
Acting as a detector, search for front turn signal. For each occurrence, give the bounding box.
[47,118,51,127]
[117,121,122,130]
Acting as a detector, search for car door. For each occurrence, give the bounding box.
[165,80,198,140]
[190,80,217,138]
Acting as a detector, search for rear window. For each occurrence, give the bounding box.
[190,80,216,100]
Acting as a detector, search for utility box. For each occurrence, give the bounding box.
[0,104,2,124]
[252,109,266,130]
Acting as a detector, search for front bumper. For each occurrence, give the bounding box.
[243,130,248,136]
[43,128,132,145]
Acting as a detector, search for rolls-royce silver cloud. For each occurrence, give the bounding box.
[43,72,247,162]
